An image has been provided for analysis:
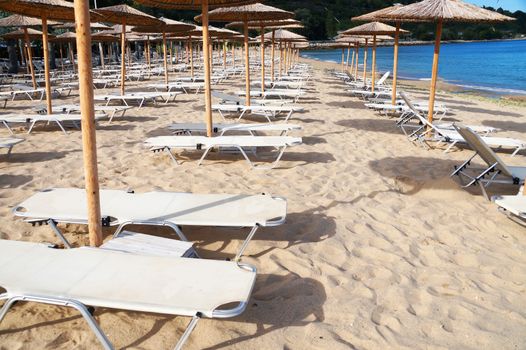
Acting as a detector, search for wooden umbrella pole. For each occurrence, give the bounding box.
[73,0,103,247]
[279,40,282,78]
[362,38,368,83]
[346,44,350,69]
[146,37,151,75]
[41,15,52,115]
[243,20,250,106]
[232,42,235,67]
[270,29,275,82]
[162,31,168,85]
[209,42,213,74]
[355,43,359,78]
[340,47,344,72]
[371,34,377,92]
[120,19,126,95]
[223,40,226,69]
[23,28,37,89]
[350,46,355,74]
[127,43,131,67]
[20,39,28,73]
[428,19,442,124]
[169,40,173,70]
[98,42,105,69]
[68,42,76,73]
[189,35,194,79]
[392,22,400,106]
[185,40,189,64]
[59,44,64,72]
[284,42,288,74]
[201,0,213,137]
[260,26,265,93]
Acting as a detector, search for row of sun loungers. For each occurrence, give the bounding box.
[331,68,526,226]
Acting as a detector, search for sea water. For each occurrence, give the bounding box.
[301,39,526,95]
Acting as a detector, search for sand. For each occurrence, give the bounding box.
[1,57,526,350]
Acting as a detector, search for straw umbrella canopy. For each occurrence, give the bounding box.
[342,22,408,92]
[2,27,48,40]
[195,3,294,105]
[377,0,514,123]
[226,19,303,81]
[95,5,162,95]
[53,21,111,30]
[133,17,194,85]
[135,0,259,139]
[0,0,109,247]
[0,14,58,89]
[264,28,306,76]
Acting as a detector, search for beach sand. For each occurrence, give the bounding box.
[1,57,525,349]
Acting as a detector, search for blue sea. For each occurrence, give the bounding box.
[301,39,526,96]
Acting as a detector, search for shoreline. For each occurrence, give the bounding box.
[306,37,526,48]
[300,55,526,105]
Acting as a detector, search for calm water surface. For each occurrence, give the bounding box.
[301,39,526,95]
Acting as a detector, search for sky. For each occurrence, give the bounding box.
[468,0,526,12]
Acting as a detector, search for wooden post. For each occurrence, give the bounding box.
[41,15,52,115]
[23,28,37,90]
[341,47,344,72]
[223,40,226,69]
[19,39,28,73]
[232,42,235,67]
[350,45,355,74]
[354,42,359,78]
[127,43,131,67]
[162,31,168,85]
[169,40,173,71]
[260,26,265,93]
[243,20,250,106]
[371,34,377,92]
[185,39,189,64]
[270,29,275,82]
[209,42,213,74]
[146,37,151,76]
[279,40,282,78]
[73,0,103,247]
[428,19,442,124]
[392,23,400,106]
[68,42,76,73]
[284,42,288,74]
[201,0,213,137]
[59,44,64,72]
[120,19,126,95]
[362,38,368,84]
[346,44,350,69]
[189,35,194,79]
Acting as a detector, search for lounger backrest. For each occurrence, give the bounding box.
[453,124,513,177]
[211,91,242,103]
[400,92,444,135]
[377,71,390,86]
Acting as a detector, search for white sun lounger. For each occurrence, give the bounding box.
[236,89,305,103]
[0,137,24,155]
[399,93,525,155]
[36,104,133,123]
[212,103,303,122]
[169,122,301,136]
[212,91,293,106]
[451,124,526,199]
[0,239,256,350]
[94,91,182,108]
[1,113,105,135]
[492,193,526,225]
[0,86,44,101]
[149,82,205,94]
[145,135,302,169]
[13,187,287,261]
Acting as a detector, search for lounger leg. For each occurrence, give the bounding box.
[163,147,180,165]
[174,314,201,350]
[48,219,72,248]
[234,224,260,262]
[27,120,37,134]
[55,121,68,135]
[2,121,14,135]
[0,295,18,323]
[284,110,293,122]
[197,147,214,166]
[511,147,522,157]
[0,295,114,350]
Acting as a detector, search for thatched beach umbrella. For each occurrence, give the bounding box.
[342,22,408,92]
[95,5,162,95]
[267,29,306,75]
[0,0,108,246]
[195,3,294,106]
[0,14,56,89]
[381,0,514,123]
[133,18,194,85]
[135,0,260,138]
[227,19,303,83]
[353,4,413,105]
